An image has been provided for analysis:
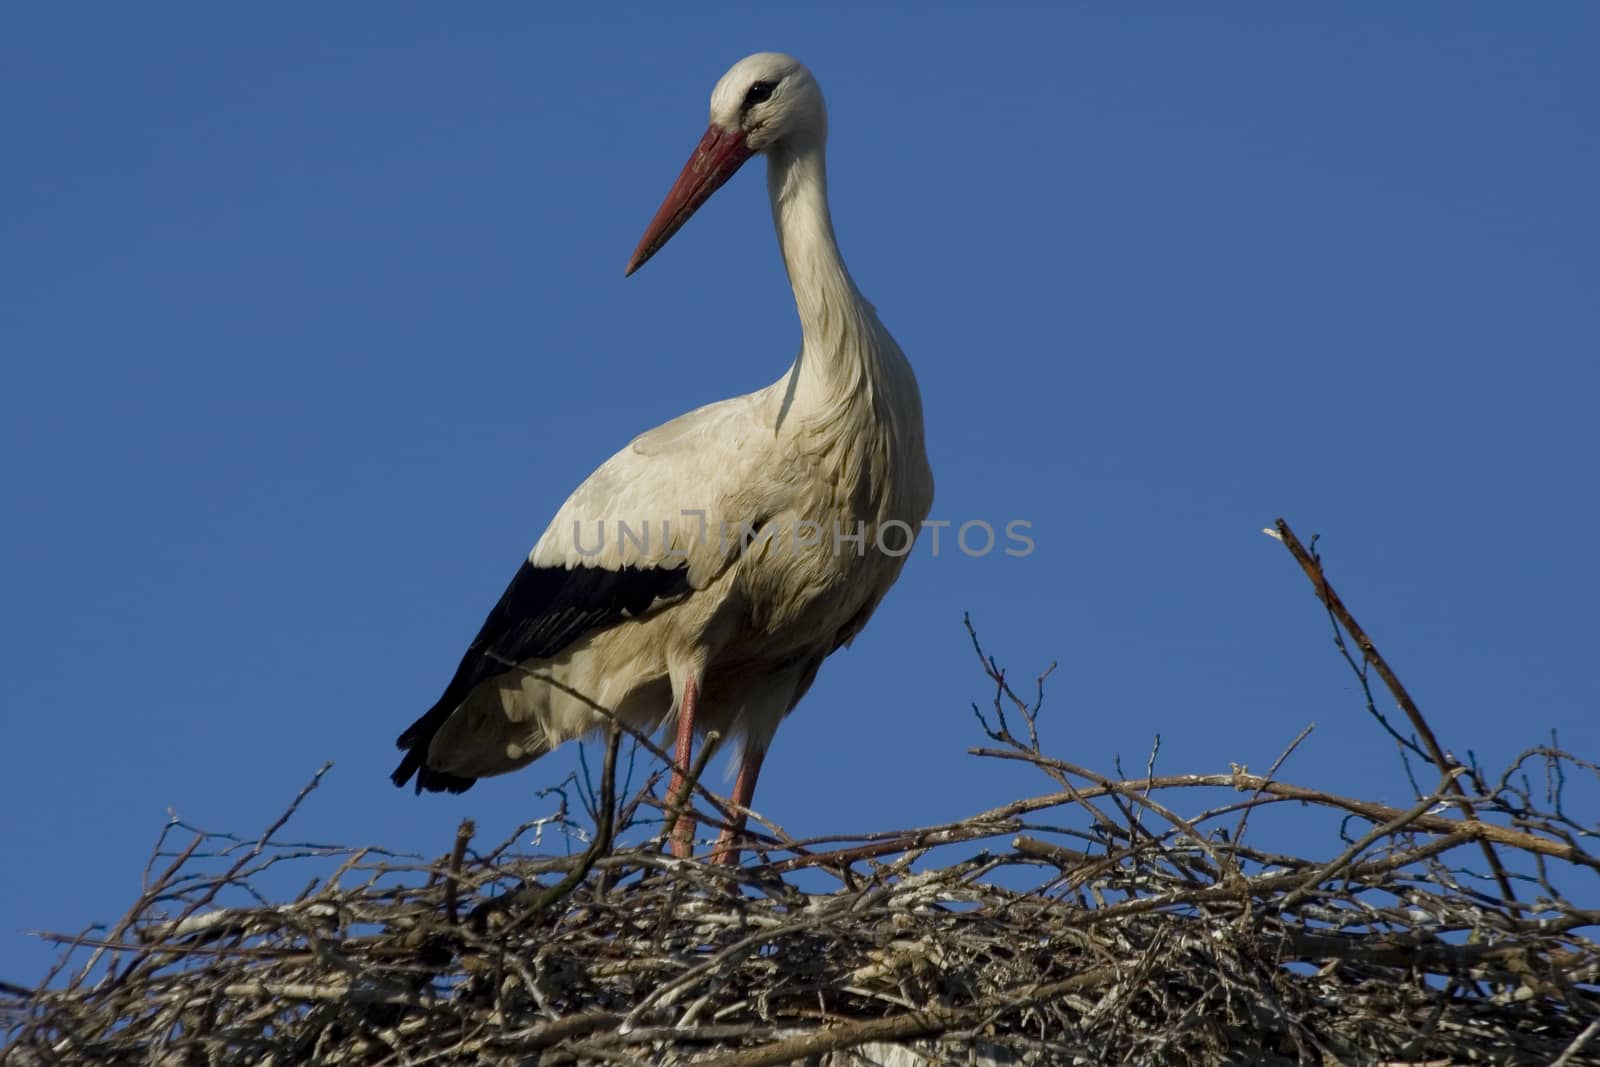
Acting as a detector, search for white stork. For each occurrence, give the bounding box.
[391,53,933,861]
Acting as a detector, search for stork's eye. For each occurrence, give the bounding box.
[742,81,777,109]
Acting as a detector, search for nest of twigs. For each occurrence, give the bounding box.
[5,522,1598,1066]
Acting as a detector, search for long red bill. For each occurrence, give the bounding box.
[626,124,754,276]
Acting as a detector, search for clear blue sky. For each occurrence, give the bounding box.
[4,6,1597,981]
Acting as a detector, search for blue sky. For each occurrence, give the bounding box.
[3,6,1597,981]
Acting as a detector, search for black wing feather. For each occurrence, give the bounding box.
[391,561,690,794]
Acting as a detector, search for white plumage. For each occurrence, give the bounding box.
[392,53,933,860]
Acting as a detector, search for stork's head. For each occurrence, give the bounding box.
[626,53,824,276]
[708,53,826,154]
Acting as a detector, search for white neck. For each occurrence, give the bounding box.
[765,137,891,418]
[762,132,931,523]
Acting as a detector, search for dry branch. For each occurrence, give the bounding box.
[1272,518,1523,910]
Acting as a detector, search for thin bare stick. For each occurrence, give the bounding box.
[1272,518,1521,910]
[444,819,475,926]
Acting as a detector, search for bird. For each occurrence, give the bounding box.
[390,52,933,862]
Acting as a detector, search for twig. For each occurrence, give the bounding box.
[1231,723,1315,848]
[1272,518,1522,911]
[470,726,621,936]
[1549,1017,1600,1067]
[1279,769,1462,911]
[444,819,475,925]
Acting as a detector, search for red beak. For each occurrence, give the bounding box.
[626,124,755,276]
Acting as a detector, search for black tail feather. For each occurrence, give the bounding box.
[390,696,477,794]
[391,560,690,796]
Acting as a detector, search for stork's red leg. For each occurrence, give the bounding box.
[711,746,765,865]
[667,678,699,858]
